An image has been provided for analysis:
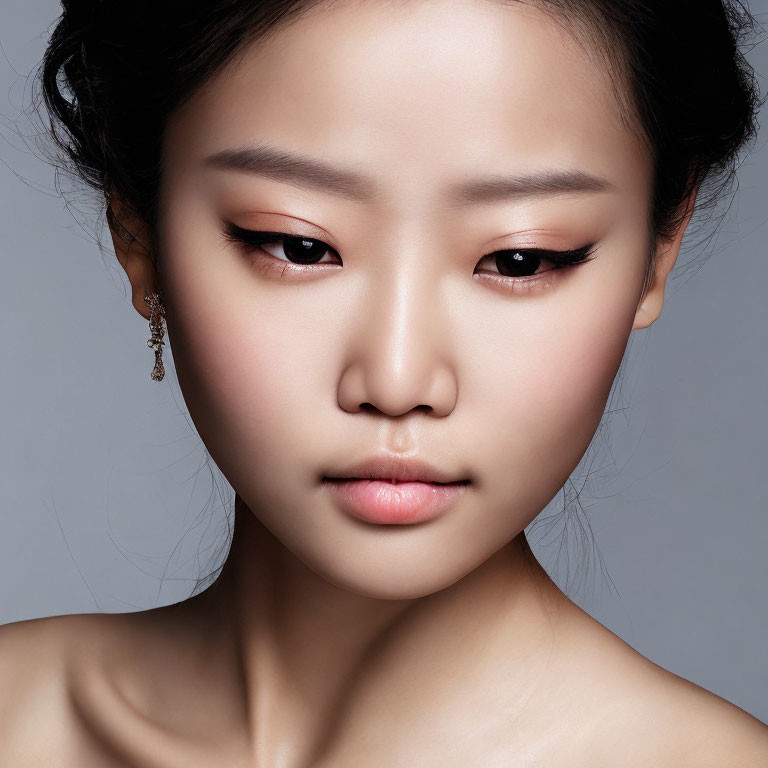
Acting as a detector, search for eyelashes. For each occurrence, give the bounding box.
[221,222,598,295]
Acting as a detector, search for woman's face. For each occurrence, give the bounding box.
[157,0,654,598]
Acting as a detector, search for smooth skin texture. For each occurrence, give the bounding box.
[2,0,767,765]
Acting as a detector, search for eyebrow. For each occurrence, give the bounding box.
[204,143,614,206]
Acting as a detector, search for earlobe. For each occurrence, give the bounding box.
[107,190,158,321]
[632,294,663,331]
[632,188,698,331]
[631,245,672,330]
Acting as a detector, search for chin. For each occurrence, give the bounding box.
[292,533,486,601]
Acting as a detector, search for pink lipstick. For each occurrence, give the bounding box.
[322,454,471,524]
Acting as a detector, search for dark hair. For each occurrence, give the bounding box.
[32,0,763,597]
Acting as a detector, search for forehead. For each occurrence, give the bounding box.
[164,0,650,206]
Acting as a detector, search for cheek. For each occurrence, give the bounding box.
[463,252,644,519]
[162,285,331,495]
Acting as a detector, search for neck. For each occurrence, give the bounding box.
[187,493,571,764]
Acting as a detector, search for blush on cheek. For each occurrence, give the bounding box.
[546,250,645,432]
[507,297,634,487]
[170,294,331,481]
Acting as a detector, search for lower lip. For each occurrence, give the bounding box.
[323,478,470,524]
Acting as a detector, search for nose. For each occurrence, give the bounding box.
[336,263,458,418]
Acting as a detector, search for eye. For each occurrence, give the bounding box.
[473,245,597,294]
[476,246,596,277]
[223,223,340,267]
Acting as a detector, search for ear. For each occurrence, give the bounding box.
[632,188,698,330]
[107,189,159,322]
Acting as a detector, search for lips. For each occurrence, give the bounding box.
[322,454,471,524]
[323,478,469,524]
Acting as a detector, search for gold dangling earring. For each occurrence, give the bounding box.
[144,291,166,382]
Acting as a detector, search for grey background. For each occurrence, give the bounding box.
[1,0,767,723]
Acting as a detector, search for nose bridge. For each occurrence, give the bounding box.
[338,248,457,418]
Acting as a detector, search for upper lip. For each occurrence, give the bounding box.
[323,454,471,484]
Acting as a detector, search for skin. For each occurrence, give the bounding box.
[1,0,767,765]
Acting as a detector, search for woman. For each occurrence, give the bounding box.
[1,0,766,764]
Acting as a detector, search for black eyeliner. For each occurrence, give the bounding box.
[223,221,597,268]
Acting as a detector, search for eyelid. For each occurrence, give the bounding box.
[226,219,333,246]
[223,222,340,260]
[487,244,592,256]
[478,243,599,267]
[225,222,593,260]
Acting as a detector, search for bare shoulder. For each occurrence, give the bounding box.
[558,611,768,767]
[0,610,171,766]
[641,667,768,767]
[628,662,768,768]
[0,605,249,767]
[0,613,95,713]
[0,613,100,763]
